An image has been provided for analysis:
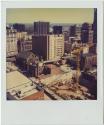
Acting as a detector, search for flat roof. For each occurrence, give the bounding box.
[7,71,32,90]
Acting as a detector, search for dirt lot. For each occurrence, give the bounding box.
[39,64,64,79]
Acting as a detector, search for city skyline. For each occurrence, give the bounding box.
[6,8,94,24]
[6,8,97,100]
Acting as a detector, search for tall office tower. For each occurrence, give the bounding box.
[81,23,93,44]
[6,26,18,57]
[93,8,97,43]
[69,25,76,37]
[63,31,69,42]
[75,24,82,40]
[32,21,64,60]
[32,34,64,61]
[53,26,62,34]
[81,23,89,43]
[32,21,50,60]
[34,21,49,35]
[88,30,93,43]
[49,34,64,60]
[32,35,49,60]
[13,23,25,32]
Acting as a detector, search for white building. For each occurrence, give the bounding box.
[49,34,64,60]
[16,31,27,40]
[6,27,18,57]
[75,24,82,40]
[88,30,93,43]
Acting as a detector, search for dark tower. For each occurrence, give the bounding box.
[93,8,97,43]
[70,25,76,37]
[13,23,25,32]
[81,23,89,43]
[34,21,49,35]
[32,21,50,60]
[53,26,62,34]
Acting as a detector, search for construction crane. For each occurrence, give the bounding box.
[71,43,95,85]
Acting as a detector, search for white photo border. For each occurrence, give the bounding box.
[1,1,103,125]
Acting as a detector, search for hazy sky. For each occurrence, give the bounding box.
[6,8,94,24]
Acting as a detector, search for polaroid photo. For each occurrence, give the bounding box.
[1,1,104,125]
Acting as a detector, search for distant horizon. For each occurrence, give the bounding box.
[7,22,93,26]
[6,8,94,24]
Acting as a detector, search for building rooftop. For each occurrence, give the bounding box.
[17,51,34,59]
[7,71,32,90]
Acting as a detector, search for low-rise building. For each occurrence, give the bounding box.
[6,26,18,57]
[17,40,32,52]
[64,41,72,53]
[16,51,39,68]
[7,71,44,100]
[79,68,97,99]
[83,53,97,69]
[16,51,44,77]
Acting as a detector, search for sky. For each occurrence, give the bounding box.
[6,8,94,24]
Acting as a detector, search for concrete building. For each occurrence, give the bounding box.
[64,41,72,53]
[80,53,97,70]
[16,51,44,77]
[89,44,97,54]
[63,31,69,42]
[79,68,97,99]
[6,70,44,100]
[32,21,64,60]
[81,23,89,43]
[6,62,18,73]
[13,23,25,32]
[32,35,49,60]
[16,51,39,68]
[32,21,50,60]
[17,40,32,52]
[75,24,82,40]
[49,34,64,60]
[69,25,76,37]
[88,30,93,43]
[16,32,28,40]
[81,23,93,43]
[69,36,76,43]
[84,53,97,69]
[32,34,64,60]
[53,26,62,34]
[6,26,18,57]
[93,8,97,43]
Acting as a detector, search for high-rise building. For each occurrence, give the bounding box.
[64,41,72,53]
[53,26,62,34]
[49,34,64,60]
[32,21,64,60]
[88,30,93,43]
[17,40,32,53]
[93,8,97,43]
[75,24,82,40]
[34,21,49,35]
[63,31,69,41]
[69,25,76,37]
[81,23,89,43]
[16,32,27,40]
[81,23,93,43]
[13,23,25,32]
[32,35,49,60]
[32,34,64,60]
[6,26,18,57]
[32,21,50,60]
